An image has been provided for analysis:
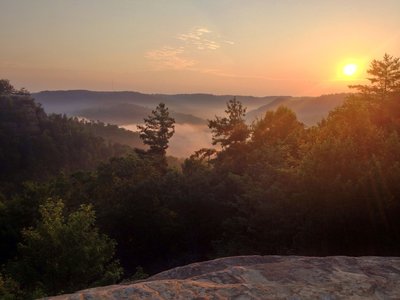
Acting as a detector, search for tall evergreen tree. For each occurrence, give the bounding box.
[137,103,175,156]
[208,97,249,148]
[350,53,400,99]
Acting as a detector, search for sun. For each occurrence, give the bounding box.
[343,64,357,76]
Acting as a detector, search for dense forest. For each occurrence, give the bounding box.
[1,54,400,299]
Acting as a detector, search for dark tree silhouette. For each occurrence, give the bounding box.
[137,103,175,156]
[0,79,15,95]
[208,97,249,148]
[350,53,400,99]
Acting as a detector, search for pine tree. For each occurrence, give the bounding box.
[137,103,175,156]
[208,97,249,148]
[349,53,400,99]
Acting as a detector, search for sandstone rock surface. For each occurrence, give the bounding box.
[46,255,400,299]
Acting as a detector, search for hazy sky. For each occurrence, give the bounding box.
[1,0,399,96]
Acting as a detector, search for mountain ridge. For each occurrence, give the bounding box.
[33,90,349,123]
[32,90,350,156]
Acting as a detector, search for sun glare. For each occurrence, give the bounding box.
[343,64,357,76]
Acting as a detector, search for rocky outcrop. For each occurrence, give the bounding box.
[46,255,400,299]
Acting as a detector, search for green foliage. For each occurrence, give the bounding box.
[295,95,400,253]
[137,103,175,156]
[208,97,250,148]
[82,120,143,149]
[252,106,303,145]
[0,273,23,300]
[0,182,51,268]
[129,266,149,281]
[251,106,305,166]
[183,148,216,175]
[9,199,122,296]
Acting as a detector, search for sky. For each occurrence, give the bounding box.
[0,0,399,96]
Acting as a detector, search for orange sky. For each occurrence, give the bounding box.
[1,0,399,96]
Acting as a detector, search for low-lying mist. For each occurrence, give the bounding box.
[121,123,213,158]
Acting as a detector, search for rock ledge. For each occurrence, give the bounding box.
[47,255,400,299]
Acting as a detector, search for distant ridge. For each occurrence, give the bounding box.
[33,90,162,114]
[32,90,349,158]
[246,93,350,125]
[33,90,349,126]
[33,90,280,124]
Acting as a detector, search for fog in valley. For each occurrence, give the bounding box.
[122,123,212,158]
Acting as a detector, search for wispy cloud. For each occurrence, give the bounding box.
[145,46,195,70]
[224,40,235,45]
[145,27,233,70]
[177,27,221,50]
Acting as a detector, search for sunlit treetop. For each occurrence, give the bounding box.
[349,53,400,99]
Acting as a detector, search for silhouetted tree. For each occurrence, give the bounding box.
[137,103,175,156]
[0,79,29,96]
[208,97,249,148]
[350,53,400,99]
[0,79,15,95]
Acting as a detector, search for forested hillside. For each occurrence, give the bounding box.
[1,55,400,299]
[0,81,136,193]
